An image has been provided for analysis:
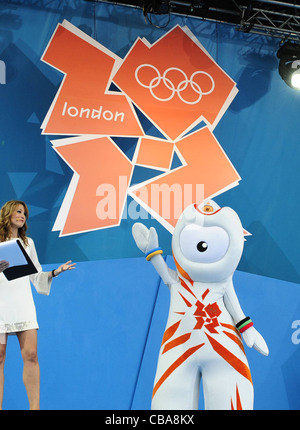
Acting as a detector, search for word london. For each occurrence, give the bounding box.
[62,101,125,122]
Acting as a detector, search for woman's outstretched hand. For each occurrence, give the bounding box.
[54,260,76,276]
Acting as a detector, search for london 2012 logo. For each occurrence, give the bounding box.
[41,20,241,237]
[134,65,215,104]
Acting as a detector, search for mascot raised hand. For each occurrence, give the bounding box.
[132,200,268,410]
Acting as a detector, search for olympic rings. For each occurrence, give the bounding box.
[135,64,215,105]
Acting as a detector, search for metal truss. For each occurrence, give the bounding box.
[92,0,300,42]
[3,0,300,42]
[237,2,300,42]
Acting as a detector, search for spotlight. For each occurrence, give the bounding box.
[142,0,170,29]
[277,41,300,90]
[291,61,300,89]
[143,0,169,15]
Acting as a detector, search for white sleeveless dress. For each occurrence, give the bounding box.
[0,237,52,334]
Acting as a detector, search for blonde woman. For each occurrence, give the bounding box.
[0,200,75,410]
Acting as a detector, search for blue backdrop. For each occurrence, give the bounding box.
[0,0,300,410]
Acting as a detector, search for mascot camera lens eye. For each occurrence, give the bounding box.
[197,241,208,252]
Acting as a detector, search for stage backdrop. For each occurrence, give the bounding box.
[0,0,300,410]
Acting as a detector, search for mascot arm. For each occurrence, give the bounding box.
[224,280,269,356]
[223,279,246,323]
[132,223,179,287]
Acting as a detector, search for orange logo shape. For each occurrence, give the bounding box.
[41,21,241,237]
[113,25,238,141]
[129,127,240,232]
[52,136,133,236]
[41,20,143,137]
[136,137,175,171]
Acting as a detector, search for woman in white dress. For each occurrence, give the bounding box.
[0,200,76,410]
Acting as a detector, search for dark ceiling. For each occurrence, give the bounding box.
[89,0,300,41]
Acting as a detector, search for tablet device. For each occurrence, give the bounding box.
[1,239,38,281]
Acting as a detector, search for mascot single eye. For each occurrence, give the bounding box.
[197,241,208,252]
[179,224,229,263]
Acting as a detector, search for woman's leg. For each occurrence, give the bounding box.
[0,335,7,410]
[17,329,40,410]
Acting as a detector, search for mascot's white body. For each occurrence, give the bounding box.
[132,201,268,410]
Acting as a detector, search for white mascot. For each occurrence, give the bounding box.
[132,200,268,410]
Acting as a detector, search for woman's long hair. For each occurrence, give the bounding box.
[0,200,29,246]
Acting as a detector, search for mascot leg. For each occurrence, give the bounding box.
[202,361,254,410]
[151,342,253,410]
[151,353,201,410]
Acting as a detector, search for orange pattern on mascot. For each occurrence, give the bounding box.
[132,200,268,410]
